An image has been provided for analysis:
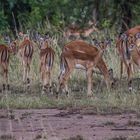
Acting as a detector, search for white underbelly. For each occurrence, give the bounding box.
[75,64,86,70]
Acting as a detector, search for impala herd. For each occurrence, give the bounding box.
[0,25,140,97]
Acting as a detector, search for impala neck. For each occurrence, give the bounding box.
[94,49,104,66]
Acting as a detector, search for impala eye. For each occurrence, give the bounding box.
[128,44,134,50]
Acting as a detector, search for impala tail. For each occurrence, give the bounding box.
[24,43,33,58]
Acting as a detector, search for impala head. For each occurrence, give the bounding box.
[9,40,18,54]
[18,31,30,41]
[3,35,17,54]
[121,32,140,51]
[126,34,136,51]
[18,32,24,40]
[92,39,112,51]
[36,33,49,49]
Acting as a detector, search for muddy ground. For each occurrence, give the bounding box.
[0,109,140,140]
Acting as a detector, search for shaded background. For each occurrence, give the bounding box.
[0,0,139,35]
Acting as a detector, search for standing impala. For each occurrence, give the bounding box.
[38,35,55,93]
[116,25,140,79]
[116,25,140,90]
[57,40,113,97]
[0,41,16,91]
[12,33,34,88]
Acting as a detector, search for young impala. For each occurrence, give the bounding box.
[38,35,55,93]
[57,40,114,97]
[12,33,34,88]
[0,41,16,91]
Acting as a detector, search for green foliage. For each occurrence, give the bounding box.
[101,18,111,28]
[0,0,140,34]
[0,11,9,33]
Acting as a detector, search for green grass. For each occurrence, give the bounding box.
[0,90,140,114]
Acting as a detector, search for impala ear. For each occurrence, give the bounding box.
[92,38,99,47]
[135,32,140,40]
[36,33,43,42]
[44,32,50,41]
[120,33,128,41]
[4,35,11,45]
[105,38,112,46]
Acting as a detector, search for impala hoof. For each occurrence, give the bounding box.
[129,87,133,92]
[7,84,10,90]
[56,92,59,99]
[27,78,30,84]
[2,84,5,91]
[87,94,93,98]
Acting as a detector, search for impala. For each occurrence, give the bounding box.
[38,35,55,93]
[12,34,34,88]
[0,42,15,91]
[116,29,140,90]
[57,40,114,97]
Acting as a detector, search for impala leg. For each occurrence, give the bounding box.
[43,70,52,94]
[56,71,63,97]
[23,61,27,84]
[2,63,9,91]
[26,63,30,88]
[47,70,52,93]
[127,63,133,91]
[86,68,93,97]
[42,69,47,94]
[120,60,123,79]
[40,65,49,94]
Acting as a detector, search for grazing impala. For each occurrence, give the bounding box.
[116,26,140,90]
[38,35,55,93]
[57,40,113,97]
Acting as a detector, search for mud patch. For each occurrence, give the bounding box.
[0,109,140,140]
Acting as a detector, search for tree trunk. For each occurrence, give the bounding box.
[120,0,132,32]
[92,0,100,25]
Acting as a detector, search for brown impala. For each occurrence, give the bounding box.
[0,42,15,91]
[57,40,114,97]
[116,25,140,90]
[12,34,34,88]
[38,35,55,93]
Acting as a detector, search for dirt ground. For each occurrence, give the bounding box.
[0,109,140,140]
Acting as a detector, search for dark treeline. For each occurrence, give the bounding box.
[0,0,140,34]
